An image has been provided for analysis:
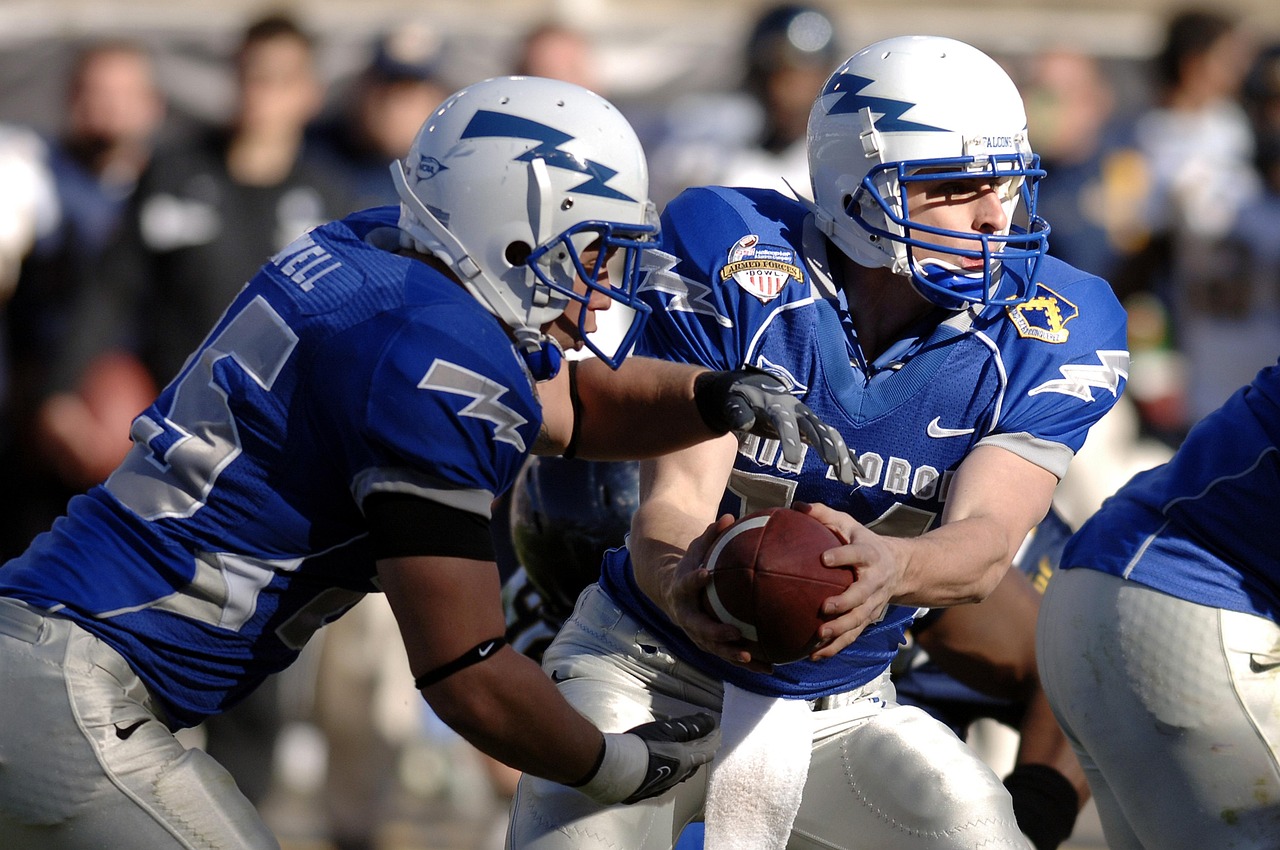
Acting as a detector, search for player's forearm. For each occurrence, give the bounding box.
[892,445,1056,607]
[630,498,708,617]
[891,516,1017,607]
[570,357,714,459]
[424,648,604,785]
[630,443,736,616]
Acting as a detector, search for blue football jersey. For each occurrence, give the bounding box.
[0,206,543,727]
[600,186,1129,700]
[1062,359,1280,620]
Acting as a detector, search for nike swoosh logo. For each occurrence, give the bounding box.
[550,669,568,683]
[926,417,976,439]
[115,719,147,740]
[478,640,497,657]
[1249,655,1280,673]
[636,764,673,796]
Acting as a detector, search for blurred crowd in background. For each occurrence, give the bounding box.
[2,2,1280,848]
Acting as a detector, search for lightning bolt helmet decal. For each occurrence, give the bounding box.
[461,111,636,202]
[821,73,946,133]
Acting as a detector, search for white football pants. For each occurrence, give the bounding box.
[506,584,1030,849]
[1038,568,1280,848]
[0,597,279,849]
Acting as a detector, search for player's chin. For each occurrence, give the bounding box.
[544,322,580,351]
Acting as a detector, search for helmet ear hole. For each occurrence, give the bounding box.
[505,241,532,266]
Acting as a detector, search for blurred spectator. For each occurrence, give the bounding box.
[1244,42,1280,144]
[1022,48,1149,287]
[1134,9,1259,243]
[0,126,56,302]
[513,19,600,91]
[1019,46,1192,448]
[305,595,425,850]
[45,13,351,397]
[1177,42,1280,434]
[0,124,56,550]
[0,40,164,558]
[0,124,56,400]
[648,3,842,205]
[310,24,449,212]
[1128,9,1264,435]
[720,3,841,194]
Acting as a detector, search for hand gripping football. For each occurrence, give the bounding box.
[701,507,852,664]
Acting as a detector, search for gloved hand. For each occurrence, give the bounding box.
[572,712,720,805]
[694,367,858,485]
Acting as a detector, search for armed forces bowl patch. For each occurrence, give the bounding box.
[1007,284,1078,343]
[720,234,804,303]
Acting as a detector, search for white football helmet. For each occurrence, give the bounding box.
[391,75,657,374]
[806,36,1049,309]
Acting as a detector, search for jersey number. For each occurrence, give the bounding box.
[105,295,298,520]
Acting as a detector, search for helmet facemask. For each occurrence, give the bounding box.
[527,214,657,367]
[850,150,1049,310]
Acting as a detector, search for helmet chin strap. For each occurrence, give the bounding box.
[910,257,999,311]
[517,332,564,381]
[914,257,978,282]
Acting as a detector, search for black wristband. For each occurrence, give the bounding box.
[567,735,609,787]
[1003,763,1080,850]
[412,637,507,690]
[563,360,584,460]
[692,370,735,434]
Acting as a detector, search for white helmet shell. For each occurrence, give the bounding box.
[806,36,1048,308]
[391,75,656,363]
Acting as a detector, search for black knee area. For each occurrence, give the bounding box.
[1003,763,1079,850]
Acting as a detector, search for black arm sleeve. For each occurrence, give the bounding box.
[364,492,494,562]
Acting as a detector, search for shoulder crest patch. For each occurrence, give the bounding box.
[1007,284,1078,343]
[719,234,803,303]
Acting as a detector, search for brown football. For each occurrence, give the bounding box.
[702,507,852,664]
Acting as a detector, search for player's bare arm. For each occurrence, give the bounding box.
[532,357,703,457]
[799,444,1058,659]
[629,434,776,670]
[378,553,606,784]
[534,357,858,482]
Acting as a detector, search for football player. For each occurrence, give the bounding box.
[502,457,1086,849]
[0,76,855,849]
[1038,360,1280,849]
[508,36,1128,850]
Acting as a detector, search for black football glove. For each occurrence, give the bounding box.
[572,712,720,805]
[694,367,858,485]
